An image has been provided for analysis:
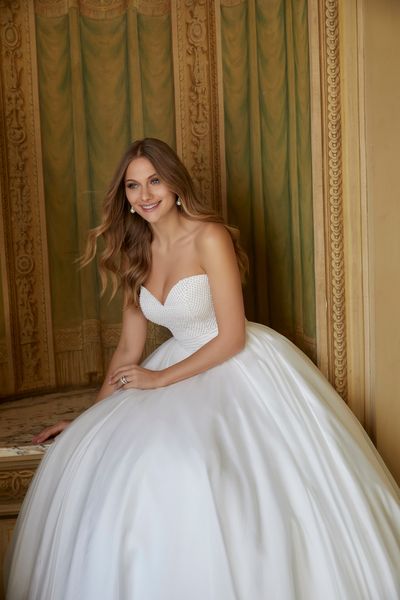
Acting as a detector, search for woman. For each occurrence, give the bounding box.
[5,138,400,599]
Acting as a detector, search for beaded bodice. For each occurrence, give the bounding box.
[140,274,218,349]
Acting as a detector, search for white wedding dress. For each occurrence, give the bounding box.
[5,274,400,600]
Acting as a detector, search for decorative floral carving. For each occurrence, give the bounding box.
[0,469,35,502]
[186,1,210,200]
[173,0,225,214]
[1,1,40,384]
[0,0,54,391]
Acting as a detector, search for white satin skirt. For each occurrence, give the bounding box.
[5,323,400,599]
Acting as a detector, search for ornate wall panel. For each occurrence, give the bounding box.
[0,0,55,396]
[308,0,347,401]
[171,0,226,216]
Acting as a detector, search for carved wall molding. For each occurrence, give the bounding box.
[0,469,34,503]
[171,0,226,216]
[324,0,347,399]
[308,0,347,400]
[0,0,55,395]
[0,454,42,515]
[34,0,171,18]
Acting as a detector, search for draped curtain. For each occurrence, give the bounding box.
[221,0,315,358]
[0,0,315,392]
[35,2,175,385]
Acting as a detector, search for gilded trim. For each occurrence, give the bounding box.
[309,0,347,399]
[172,0,226,216]
[324,0,347,399]
[0,0,55,393]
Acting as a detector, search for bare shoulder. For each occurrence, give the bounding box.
[192,222,238,274]
[194,221,232,250]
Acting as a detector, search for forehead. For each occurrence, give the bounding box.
[125,156,156,180]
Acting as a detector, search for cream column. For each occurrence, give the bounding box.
[363,0,400,483]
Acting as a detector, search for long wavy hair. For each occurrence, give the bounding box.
[82,138,248,306]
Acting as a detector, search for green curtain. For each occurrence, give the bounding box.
[33,0,315,389]
[221,0,315,358]
[35,5,175,385]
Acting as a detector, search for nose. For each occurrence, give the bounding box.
[140,183,151,202]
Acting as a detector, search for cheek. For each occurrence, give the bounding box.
[125,189,138,202]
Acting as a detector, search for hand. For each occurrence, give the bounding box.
[32,420,72,445]
[109,365,166,390]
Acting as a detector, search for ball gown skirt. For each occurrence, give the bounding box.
[4,275,400,599]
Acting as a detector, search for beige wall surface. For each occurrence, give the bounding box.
[364,0,400,482]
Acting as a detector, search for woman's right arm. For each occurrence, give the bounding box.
[32,301,148,444]
[94,302,148,403]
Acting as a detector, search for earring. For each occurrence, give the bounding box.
[130,206,135,214]
[176,197,182,206]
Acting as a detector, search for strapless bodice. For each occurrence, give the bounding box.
[139,274,218,349]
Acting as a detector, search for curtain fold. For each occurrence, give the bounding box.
[221,0,315,357]
[35,5,175,386]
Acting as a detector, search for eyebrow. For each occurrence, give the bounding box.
[125,173,158,182]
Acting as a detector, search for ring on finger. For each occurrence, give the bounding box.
[120,375,128,385]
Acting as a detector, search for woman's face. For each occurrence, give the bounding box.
[124,157,177,224]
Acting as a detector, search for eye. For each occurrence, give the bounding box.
[126,182,138,190]
[150,177,160,185]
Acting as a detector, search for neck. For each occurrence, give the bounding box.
[149,211,187,248]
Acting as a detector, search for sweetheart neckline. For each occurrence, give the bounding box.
[141,273,208,306]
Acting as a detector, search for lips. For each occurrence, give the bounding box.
[141,201,161,212]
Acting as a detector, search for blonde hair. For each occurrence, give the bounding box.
[82,138,248,306]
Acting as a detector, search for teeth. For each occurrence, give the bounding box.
[142,202,159,209]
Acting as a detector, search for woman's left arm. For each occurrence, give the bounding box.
[110,224,246,389]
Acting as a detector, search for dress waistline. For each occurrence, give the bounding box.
[174,329,218,350]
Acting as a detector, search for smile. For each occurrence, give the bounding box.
[141,201,161,212]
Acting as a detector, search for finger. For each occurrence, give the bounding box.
[109,369,135,385]
[109,369,136,385]
[32,430,54,444]
[32,432,51,444]
[32,424,63,444]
